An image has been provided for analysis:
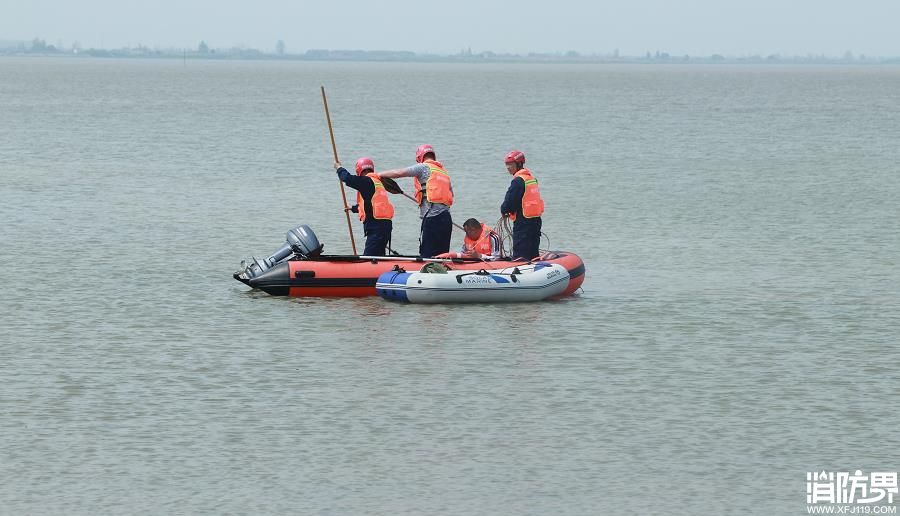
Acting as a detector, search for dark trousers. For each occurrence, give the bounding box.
[419,211,452,258]
[512,217,542,260]
[362,220,392,256]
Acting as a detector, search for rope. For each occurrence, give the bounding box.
[494,215,515,259]
[539,231,551,254]
[493,217,553,258]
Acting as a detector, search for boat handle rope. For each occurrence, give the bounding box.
[455,268,520,284]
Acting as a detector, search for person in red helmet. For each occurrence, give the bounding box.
[500,150,545,260]
[377,144,454,258]
[334,157,395,256]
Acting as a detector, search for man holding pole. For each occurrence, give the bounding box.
[335,157,395,256]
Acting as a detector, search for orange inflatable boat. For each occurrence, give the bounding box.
[233,225,584,298]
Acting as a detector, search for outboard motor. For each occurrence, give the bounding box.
[235,225,323,282]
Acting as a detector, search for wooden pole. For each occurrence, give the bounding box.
[320,86,357,255]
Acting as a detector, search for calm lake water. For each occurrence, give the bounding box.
[1,57,899,515]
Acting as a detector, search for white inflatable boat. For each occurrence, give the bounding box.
[376,262,571,304]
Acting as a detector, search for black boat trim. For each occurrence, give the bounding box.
[568,264,585,279]
[263,277,378,289]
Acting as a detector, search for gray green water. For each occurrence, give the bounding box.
[1,57,899,515]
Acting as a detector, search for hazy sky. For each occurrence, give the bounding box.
[3,0,899,56]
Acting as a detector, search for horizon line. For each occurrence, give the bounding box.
[4,47,899,63]
[1,37,897,60]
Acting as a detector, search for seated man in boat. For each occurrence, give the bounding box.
[376,144,453,258]
[500,150,545,260]
[435,218,501,261]
[335,157,395,256]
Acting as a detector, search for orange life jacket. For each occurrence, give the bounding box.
[509,168,544,222]
[358,173,395,222]
[413,159,453,207]
[464,223,496,255]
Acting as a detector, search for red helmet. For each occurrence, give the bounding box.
[415,144,435,163]
[504,150,525,165]
[355,157,374,175]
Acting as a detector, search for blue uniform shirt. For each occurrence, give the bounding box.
[337,167,378,223]
[500,176,526,219]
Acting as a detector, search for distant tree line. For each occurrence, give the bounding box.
[0,37,894,64]
[28,38,60,53]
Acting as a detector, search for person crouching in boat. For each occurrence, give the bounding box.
[377,144,453,258]
[435,218,501,260]
[500,150,545,261]
[335,157,395,256]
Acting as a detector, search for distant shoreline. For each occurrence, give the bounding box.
[3,48,899,65]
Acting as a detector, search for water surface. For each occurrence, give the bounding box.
[1,57,899,515]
